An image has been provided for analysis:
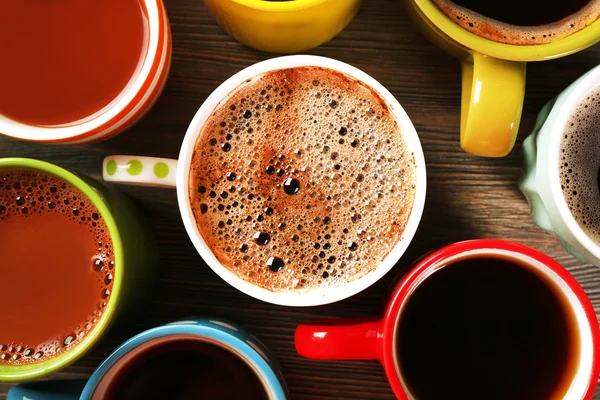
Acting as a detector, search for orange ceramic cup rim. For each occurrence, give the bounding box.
[413,0,600,61]
[0,0,169,143]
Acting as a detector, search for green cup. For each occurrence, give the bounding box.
[0,158,157,382]
[520,65,600,266]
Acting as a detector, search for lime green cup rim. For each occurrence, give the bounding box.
[0,158,124,382]
[414,0,600,61]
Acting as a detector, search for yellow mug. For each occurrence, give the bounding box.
[406,0,600,157]
[203,0,361,53]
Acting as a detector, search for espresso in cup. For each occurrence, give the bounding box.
[188,66,417,292]
[559,86,600,244]
[0,170,114,365]
[0,0,148,126]
[432,0,600,45]
[94,336,268,400]
[397,256,579,399]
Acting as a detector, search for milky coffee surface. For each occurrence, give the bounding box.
[189,66,416,292]
[0,170,114,365]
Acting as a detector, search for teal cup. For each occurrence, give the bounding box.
[520,65,600,266]
[7,319,288,400]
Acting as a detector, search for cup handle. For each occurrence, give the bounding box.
[460,52,526,157]
[7,380,87,400]
[519,98,557,232]
[103,156,178,188]
[295,317,383,361]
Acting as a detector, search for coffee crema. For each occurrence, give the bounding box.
[560,85,600,244]
[432,0,600,45]
[0,170,114,365]
[189,66,416,292]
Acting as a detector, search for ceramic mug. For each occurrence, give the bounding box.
[520,65,600,266]
[0,0,171,144]
[0,158,157,382]
[203,0,362,53]
[101,55,427,306]
[406,0,600,157]
[295,240,600,399]
[6,319,288,399]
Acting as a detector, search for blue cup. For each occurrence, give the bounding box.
[7,319,288,400]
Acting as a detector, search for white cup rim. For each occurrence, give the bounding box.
[545,65,600,260]
[0,0,162,142]
[175,55,427,306]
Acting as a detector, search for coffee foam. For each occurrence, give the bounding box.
[432,0,600,45]
[560,86,600,245]
[0,170,113,366]
[189,66,416,293]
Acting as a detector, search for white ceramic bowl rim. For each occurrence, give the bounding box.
[546,65,600,260]
[0,0,161,141]
[176,55,427,306]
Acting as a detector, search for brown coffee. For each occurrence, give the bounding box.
[560,85,600,244]
[189,66,416,292]
[397,257,580,400]
[0,170,114,365]
[432,0,600,45]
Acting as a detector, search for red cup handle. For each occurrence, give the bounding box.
[295,317,383,361]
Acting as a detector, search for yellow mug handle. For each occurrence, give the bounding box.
[460,52,526,157]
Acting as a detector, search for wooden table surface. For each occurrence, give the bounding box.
[1,0,600,398]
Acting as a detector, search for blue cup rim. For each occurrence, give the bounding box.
[82,320,287,399]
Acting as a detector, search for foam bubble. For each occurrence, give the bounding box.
[189,66,416,292]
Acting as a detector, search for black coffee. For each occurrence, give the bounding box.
[103,339,268,400]
[433,0,600,45]
[396,257,580,400]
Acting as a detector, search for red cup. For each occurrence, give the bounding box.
[295,240,600,399]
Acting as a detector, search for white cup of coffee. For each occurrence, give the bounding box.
[102,55,426,306]
[521,65,600,266]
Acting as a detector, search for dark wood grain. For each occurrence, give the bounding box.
[1,0,600,398]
